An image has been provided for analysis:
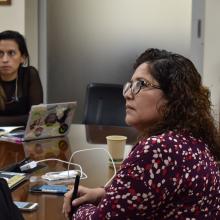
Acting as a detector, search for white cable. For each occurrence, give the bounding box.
[20,161,38,171]
[36,158,85,180]
[42,169,87,181]
[21,148,116,186]
[68,148,116,187]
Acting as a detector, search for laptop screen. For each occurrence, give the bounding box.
[24,102,77,141]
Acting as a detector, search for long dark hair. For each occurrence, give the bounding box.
[0,30,30,110]
[134,48,220,159]
[0,30,30,66]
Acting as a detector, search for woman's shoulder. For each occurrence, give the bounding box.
[22,66,39,75]
[146,130,202,145]
[135,130,206,156]
[126,131,187,167]
[19,66,40,82]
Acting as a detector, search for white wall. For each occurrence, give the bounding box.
[203,0,220,123]
[0,0,25,34]
[47,0,192,122]
[0,0,42,99]
[0,0,219,124]
[0,0,38,68]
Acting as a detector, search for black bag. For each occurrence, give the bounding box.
[0,178,24,220]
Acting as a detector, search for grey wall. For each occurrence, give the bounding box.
[47,0,192,123]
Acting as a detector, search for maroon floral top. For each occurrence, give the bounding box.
[73,130,220,219]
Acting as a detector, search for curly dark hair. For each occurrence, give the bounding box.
[134,48,220,160]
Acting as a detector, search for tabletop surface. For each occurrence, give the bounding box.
[0,124,139,220]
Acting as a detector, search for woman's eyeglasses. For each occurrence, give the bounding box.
[123,79,161,96]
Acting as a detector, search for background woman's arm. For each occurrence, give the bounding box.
[0,115,28,126]
[28,67,43,105]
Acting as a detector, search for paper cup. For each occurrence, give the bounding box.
[106,135,127,166]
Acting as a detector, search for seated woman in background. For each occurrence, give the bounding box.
[63,48,220,219]
[0,30,43,126]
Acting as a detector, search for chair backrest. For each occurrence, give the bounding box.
[83,83,127,126]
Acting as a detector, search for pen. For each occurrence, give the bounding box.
[69,173,80,218]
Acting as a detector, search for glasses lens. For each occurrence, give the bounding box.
[132,81,142,95]
[123,82,131,95]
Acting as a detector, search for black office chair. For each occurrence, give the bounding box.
[83,83,127,126]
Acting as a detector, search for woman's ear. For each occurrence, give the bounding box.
[20,55,27,66]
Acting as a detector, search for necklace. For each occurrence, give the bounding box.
[5,77,19,104]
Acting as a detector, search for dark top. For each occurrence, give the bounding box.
[0,66,43,126]
[0,178,24,220]
[73,130,220,219]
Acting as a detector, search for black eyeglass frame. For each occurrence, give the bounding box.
[123,79,161,96]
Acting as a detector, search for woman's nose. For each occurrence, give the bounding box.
[2,53,9,62]
[123,87,133,99]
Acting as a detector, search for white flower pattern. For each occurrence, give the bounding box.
[73,131,220,219]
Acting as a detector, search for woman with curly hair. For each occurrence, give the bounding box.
[63,48,220,219]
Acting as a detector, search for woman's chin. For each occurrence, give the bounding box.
[125,117,146,131]
[125,117,137,128]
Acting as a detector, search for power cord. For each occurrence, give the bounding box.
[67,148,116,187]
[20,147,116,187]
[20,158,86,180]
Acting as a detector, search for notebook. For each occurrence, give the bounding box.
[0,171,27,189]
[0,102,77,142]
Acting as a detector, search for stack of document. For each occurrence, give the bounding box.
[0,171,27,189]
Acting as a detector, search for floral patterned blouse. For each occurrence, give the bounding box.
[73,130,220,219]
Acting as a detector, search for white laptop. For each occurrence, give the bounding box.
[0,102,77,142]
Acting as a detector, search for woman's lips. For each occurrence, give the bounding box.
[126,104,135,111]
[1,65,11,70]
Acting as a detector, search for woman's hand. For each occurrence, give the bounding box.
[62,185,105,219]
